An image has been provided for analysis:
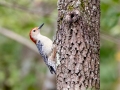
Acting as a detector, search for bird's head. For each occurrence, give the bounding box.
[29,23,44,43]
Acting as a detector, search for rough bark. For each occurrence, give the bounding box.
[55,0,100,90]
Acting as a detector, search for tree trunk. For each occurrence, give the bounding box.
[55,0,100,90]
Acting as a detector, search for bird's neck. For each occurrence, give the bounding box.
[36,34,51,44]
[30,33,41,44]
[37,33,43,39]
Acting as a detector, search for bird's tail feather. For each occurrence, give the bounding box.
[48,65,56,74]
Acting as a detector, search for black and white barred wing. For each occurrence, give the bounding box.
[36,40,56,74]
[36,40,48,64]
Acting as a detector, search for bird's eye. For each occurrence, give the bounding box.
[33,30,36,32]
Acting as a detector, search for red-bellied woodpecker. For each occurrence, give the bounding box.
[29,23,56,74]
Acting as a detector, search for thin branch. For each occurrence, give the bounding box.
[0,27,38,54]
[101,32,120,45]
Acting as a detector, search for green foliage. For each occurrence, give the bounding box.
[100,0,120,90]
[101,0,120,31]
[0,0,57,90]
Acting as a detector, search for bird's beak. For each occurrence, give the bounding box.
[38,23,44,29]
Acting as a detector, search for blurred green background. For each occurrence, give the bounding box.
[0,0,120,90]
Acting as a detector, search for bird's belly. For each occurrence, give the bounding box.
[42,44,52,55]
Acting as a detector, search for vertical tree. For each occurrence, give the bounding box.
[55,0,100,90]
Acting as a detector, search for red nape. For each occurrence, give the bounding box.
[29,30,36,44]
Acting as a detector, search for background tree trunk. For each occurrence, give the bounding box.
[55,0,100,90]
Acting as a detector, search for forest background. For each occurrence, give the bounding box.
[0,0,120,90]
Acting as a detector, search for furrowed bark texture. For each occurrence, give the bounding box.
[55,0,100,90]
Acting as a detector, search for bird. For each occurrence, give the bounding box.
[29,23,56,74]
